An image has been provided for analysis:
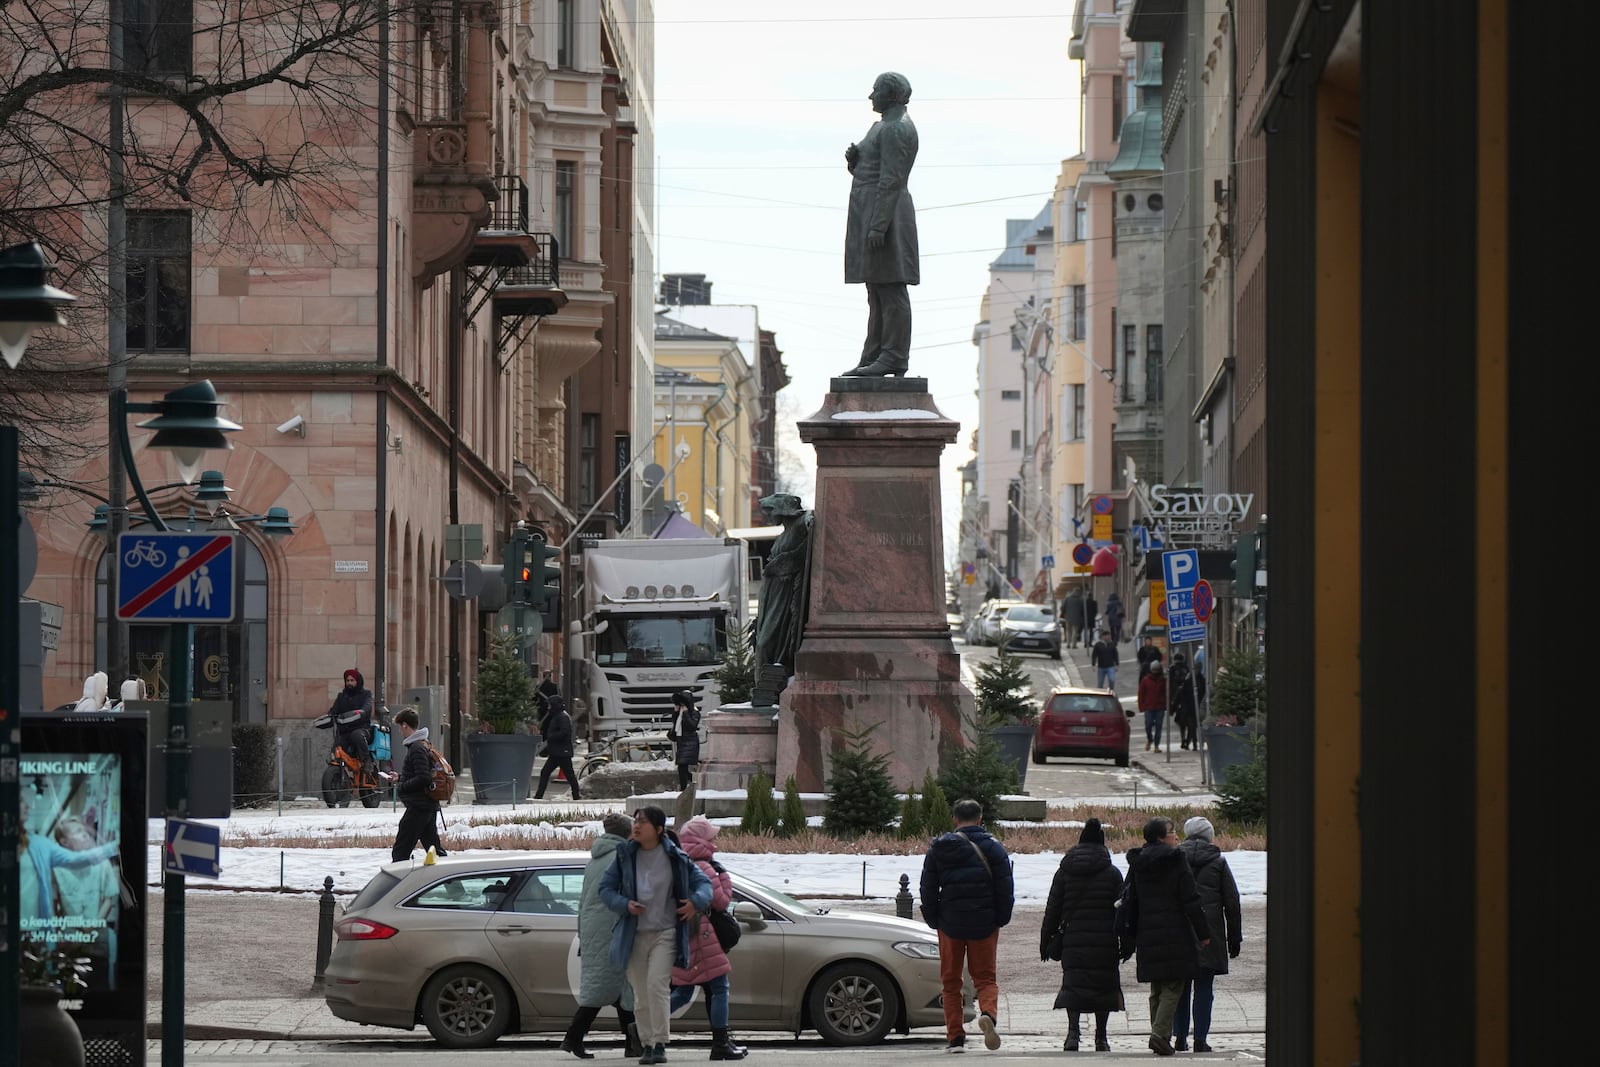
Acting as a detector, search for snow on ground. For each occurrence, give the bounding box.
[146,806,1265,902]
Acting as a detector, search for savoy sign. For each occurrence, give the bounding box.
[1148,484,1256,520]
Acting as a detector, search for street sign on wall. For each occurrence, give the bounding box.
[116,532,237,623]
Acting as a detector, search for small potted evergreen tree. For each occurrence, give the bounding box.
[970,647,1039,788]
[466,629,542,803]
[1203,646,1266,783]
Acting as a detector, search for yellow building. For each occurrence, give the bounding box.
[1048,156,1091,596]
[649,313,758,535]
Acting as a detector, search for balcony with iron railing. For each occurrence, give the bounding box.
[468,175,547,270]
[494,233,567,316]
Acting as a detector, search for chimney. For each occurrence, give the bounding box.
[660,273,713,305]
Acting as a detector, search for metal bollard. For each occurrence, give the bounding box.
[896,873,914,920]
[313,875,336,988]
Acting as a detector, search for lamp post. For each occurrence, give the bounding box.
[0,241,76,1067]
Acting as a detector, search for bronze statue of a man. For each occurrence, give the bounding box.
[842,72,919,378]
[751,493,813,677]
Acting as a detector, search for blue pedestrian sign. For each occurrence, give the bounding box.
[1041,554,1056,569]
[164,818,221,880]
[117,532,236,623]
[1161,548,1206,642]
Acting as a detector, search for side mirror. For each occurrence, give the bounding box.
[731,900,766,930]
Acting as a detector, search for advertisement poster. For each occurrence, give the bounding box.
[18,751,131,992]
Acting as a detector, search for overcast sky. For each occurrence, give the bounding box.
[653,2,1084,558]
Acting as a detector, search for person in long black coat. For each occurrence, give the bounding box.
[532,694,580,801]
[1040,818,1125,1052]
[667,690,701,791]
[1122,816,1210,1057]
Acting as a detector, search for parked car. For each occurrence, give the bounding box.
[977,602,1017,645]
[997,604,1061,659]
[1032,687,1131,767]
[324,851,969,1048]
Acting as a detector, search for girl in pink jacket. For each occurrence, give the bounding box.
[668,816,747,1059]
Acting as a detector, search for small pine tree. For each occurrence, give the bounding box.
[1209,646,1266,725]
[898,789,925,841]
[711,623,757,706]
[779,774,809,837]
[919,768,950,834]
[823,723,900,837]
[971,648,1038,727]
[476,629,539,733]
[938,736,1019,835]
[740,770,780,834]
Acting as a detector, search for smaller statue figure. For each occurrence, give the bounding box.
[751,493,814,681]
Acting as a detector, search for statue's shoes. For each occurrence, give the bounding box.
[842,357,909,377]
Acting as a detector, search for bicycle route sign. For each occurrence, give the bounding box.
[117,532,237,623]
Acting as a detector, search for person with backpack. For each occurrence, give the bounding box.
[534,693,581,801]
[387,707,447,861]
[667,815,748,1060]
[562,813,644,1060]
[667,690,701,791]
[598,806,713,1066]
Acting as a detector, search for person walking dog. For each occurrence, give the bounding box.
[919,798,1015,1053]
[599,806,713,1065]
[1121,816,1210,1057]
[668,815,748,1060]
[1172,817,1242,1053]
[563,813,644,1060]
[1041,818,1125,1052]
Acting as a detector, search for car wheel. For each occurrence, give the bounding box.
[1031,749,1046,765]
[808,961,900,1046]
[1115,754,1130,768]
[1050,649,1062,660]
[320,765,349,808]
[420,964,515,1048]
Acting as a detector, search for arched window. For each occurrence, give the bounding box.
[95,535,270,722]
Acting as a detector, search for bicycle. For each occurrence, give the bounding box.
[313,712,383,808]
[122,539,167,568]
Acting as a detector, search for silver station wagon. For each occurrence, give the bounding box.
[323,851,971,1048]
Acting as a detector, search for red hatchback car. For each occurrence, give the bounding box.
[1032,688,1131,767]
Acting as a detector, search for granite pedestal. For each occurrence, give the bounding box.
[776,378,976,791]
[698,704,780,790]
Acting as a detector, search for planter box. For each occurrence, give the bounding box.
[986,723,1035,789]
[465,732,541,803]
[1204,723,1264,785]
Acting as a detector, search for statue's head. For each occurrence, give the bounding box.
[870,72,912,111]
[759,492,804,519]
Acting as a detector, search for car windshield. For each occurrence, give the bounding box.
[1006,605,1055,623]
[350,870,402,912]
[1048,693,1122,715]
[595,613,725,666]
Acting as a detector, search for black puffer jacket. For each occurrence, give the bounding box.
[1041,843,1125,1012]
[919,825,1015,940]
[1179,839,1242,974]
[542,699,574,759]
[1124,842,1209,983]
[397,729,439,810]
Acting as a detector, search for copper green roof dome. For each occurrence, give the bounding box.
[1108,108,1164,178]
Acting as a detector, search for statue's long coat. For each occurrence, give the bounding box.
[844,105,920,285]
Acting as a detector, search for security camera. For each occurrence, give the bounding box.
[276,414,305,436]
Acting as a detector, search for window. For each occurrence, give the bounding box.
[1126,58,1139,118]
[1121,324,1137,402]
[1146,325,1164,403]
[510,869,582,915]
[1071,384,1086,440]
[1074,203,1088,242]
[554,161,576,256]
[1010,429,1022,450]
[1010,323,1024,350]
[578,414,600,508]
[125,0,192,75]
[1071,285,1086,341]
[595,614,725,667]
[127,210,190,353]
[557,0,576,68]
[1112,75,1125,140]
[1148,193,1164,212]
[1000,389,1021,401]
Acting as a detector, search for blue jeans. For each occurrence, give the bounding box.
[670,972,730,1029]
[1172,972,1215,1043]
[1144,709,1165,745]
[1096,666,1117,690]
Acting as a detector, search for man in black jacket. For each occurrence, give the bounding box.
[1123,816,1210,1056]
[532,694,581,801]
[386,708,446,861]
[919,799,1015,1053]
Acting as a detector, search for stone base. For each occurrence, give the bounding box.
[775,637,975,792]
[698,704,780,791]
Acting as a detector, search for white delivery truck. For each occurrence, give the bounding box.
[575,538,746,743]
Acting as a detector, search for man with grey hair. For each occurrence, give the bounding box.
[842,71,920,378]
[919,799,1015,1053]
[1172,816,1242,1053]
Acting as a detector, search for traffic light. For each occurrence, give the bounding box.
[504,527,535,606]
[531,531,562,627]
[1232,531,1258,597]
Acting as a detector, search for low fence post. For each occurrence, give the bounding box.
[895,873,914,920]
[313,875,336,988]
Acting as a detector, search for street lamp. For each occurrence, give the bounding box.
[0,240,76,1067]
